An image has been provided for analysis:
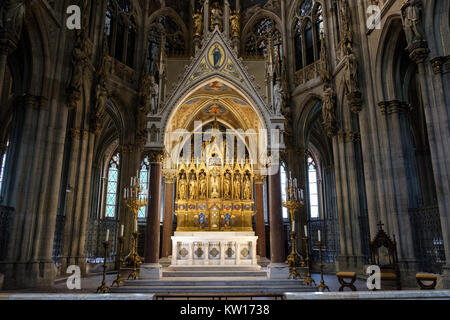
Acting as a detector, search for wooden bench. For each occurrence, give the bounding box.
[416,273,438,290]
[336,272,357,291]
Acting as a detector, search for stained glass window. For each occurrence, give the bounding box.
[280,163,288,219]
[138,157,150,218]
[105,153,120,218]
[307,156,320,219]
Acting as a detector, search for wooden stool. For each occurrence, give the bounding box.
[336,272,357,291]
[416,273,437,290]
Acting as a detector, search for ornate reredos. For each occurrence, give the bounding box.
[147,29,285,150]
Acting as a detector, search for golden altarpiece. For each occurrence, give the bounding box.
[168,121,259,267]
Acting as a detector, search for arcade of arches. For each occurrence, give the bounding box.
[0,0,450,291]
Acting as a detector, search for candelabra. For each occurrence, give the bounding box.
[283,200,302,280]
[316,240,330,292]
[283,171,305,280]
[111,236,125,287]
[124,175,147,280]
[303,235,316,287]
[96,241,111,293]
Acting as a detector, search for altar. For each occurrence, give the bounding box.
[171,232,258,266]
[168,119,259,267]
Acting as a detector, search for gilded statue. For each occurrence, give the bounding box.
[178,174,187,200]
[193,9,203,37]
[223,172,232,199]
[189,175,197,200]
[233,174,241,200]
[230,10,240,38]
[243,175,251,200]
[199,172,207,199]
[210,172,220,198]
[210,1,223,31]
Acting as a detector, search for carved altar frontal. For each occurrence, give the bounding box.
[171,232,258,266]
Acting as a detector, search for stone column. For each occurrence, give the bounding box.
[254,174,266,259]
[267,165,289,279]
[141,151,163,279]
[161,171,175,260]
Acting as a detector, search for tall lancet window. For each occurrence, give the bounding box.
[138,156,150,218]
[307,156,320,219]
[105,153,120,218]
[280,163,288,219]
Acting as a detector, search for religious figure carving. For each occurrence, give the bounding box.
[193,9,203,37]
[401,0,425,47]
[322,88,336,137]
[178,174,187,200]
[210,172,220,198]
[68,30,89,109]
[210,1,223,31]
[199,172,207,199]
[340,0,353,53]
[243,174,252,200]
[189,175,197,200]
[233,174,241,200]
[223,172,231,199]
[344,52,359,95]
[94,83,108,118]
[138,71,152,114]
[273,80,283,115]
[150,76,159,115]
[230,10,240,38]
[0,0,27,37]
[319,35,331,84]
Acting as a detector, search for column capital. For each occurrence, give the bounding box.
[162,170,177,184]
[146,150,164,163]
[429,56,446,74]
[254,173,267,185]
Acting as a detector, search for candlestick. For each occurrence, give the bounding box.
[121,224,124,237]
[283,199,302,280]
[112,236,125,287]
[105,229,109,242]
[303,235,316,287]
[304,225,308,237]
[316,240,330,292]
[318,230,321,242]
[96,241,111,293]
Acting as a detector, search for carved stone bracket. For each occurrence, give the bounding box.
[378,100,411,116]
[347,91,363,114]
[408,42,430,64]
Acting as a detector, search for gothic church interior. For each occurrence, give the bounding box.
[0,0,449,300]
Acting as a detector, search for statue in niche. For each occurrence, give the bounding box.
[344,52,359,95]
[223,171,232,199]
[210,171,220,198]
[193,9,203,37]
[150,76,159,115]
[322,88,336,136]
[319,35,332,84]
[68,30,89,108]
[178,174,187,200]
[189,174,197,200]
[0,0,27,36]
[230,10,240,38]
[340,0,353,47]
[94,82,108,118]
[243,174,252,200]
[233,174,241,200]
[210,1,223,31]
[273,80,283,115]
[199,171,207,200]
[401,0,425,47]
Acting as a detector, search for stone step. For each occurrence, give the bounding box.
[167,265,262,272]
[113,285,314,294]
[162,270,268,277]
[125,279,304,287]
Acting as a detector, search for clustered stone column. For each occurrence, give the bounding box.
[267,164,288,279]
[254,173,267,259]
[161,171,176,260]
[141,151,163,279]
